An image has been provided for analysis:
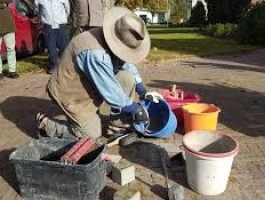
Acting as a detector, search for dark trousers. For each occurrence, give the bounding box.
[44,24,68,70]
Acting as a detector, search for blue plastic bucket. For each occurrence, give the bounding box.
[134,99,177,138]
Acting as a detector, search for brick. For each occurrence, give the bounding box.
[112,159,135,186]
[158,143,183,154]
[113,187,141,200]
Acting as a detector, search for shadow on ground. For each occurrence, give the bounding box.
[181,59,265,74]
[0,96,63,138]
[0,148,20,193]
[99,185,117,200]
[119,141,188,199]
[147,81,265,137]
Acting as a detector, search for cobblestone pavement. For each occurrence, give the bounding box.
[0,49,265,200]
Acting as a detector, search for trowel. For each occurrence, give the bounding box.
[107,132,138,147]
[157,146,185,200]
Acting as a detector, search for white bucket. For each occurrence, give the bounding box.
[182,130,239,196]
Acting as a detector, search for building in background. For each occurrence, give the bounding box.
[134,8,169,24]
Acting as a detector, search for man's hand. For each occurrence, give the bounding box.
[145,91,163,103]
[118,102,149,125]
[31,17,40,24]
[133,104,148,122]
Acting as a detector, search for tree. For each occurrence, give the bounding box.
[114,0,168,10]
[170,0,188,24]
[188,1,206,26]
[206,0,251,24]
[114,0,143,9]
[238,3,265,44]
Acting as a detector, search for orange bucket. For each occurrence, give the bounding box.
[183,103,221,133]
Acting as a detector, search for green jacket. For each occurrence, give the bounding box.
[0,0,15,36]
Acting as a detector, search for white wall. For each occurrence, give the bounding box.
[134,10,153,21]
[134,10,168,24]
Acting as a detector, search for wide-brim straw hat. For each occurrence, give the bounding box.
[103,7,151,64]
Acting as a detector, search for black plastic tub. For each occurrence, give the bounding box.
[9,138,106,200]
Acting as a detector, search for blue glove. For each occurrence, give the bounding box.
[136,82,147,99]
[121,102,148,123]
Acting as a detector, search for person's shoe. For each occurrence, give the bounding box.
[36,112,48,138]
[47,68,55,74]
[0,73,4,81]
[110,112,132,128]
[106,125,127,136]
[7,72,19,79]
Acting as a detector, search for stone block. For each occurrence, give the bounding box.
[112,159,135,185]
[113,187,141,200]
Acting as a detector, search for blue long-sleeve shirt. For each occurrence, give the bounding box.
[77,49,144,111]
[34,0,70,28]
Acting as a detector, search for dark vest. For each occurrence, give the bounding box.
[47,27,109,126]
[0,3,15,35]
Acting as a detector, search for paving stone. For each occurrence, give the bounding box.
[2,51,265,199]
[158,143,183,154]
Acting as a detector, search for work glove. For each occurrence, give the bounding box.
[145,91,164,103]
[132,103,149,123]
[136,83,163,103]
[119,102,149,124]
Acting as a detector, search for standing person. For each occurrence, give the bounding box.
[70,0,113,37]
[0,0,19,80]
[36,7,162,140]
[34,0,70,74]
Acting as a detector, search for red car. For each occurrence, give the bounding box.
[1,0,45,59]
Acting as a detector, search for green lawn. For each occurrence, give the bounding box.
[147,26,258,62]
[1,52,48,74]
[2,26,259,73]
[15,53,48,73]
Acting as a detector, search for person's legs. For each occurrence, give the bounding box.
[37,113,74,138]
[3,32,18,78]
[56,24,68,58]
[44,25,57,73]
[50,87,103,139]
[71,111,102,139]
[37,111,102,140]
[115,70,136,99]
[108,70,136,129]
[38,88,102,139]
